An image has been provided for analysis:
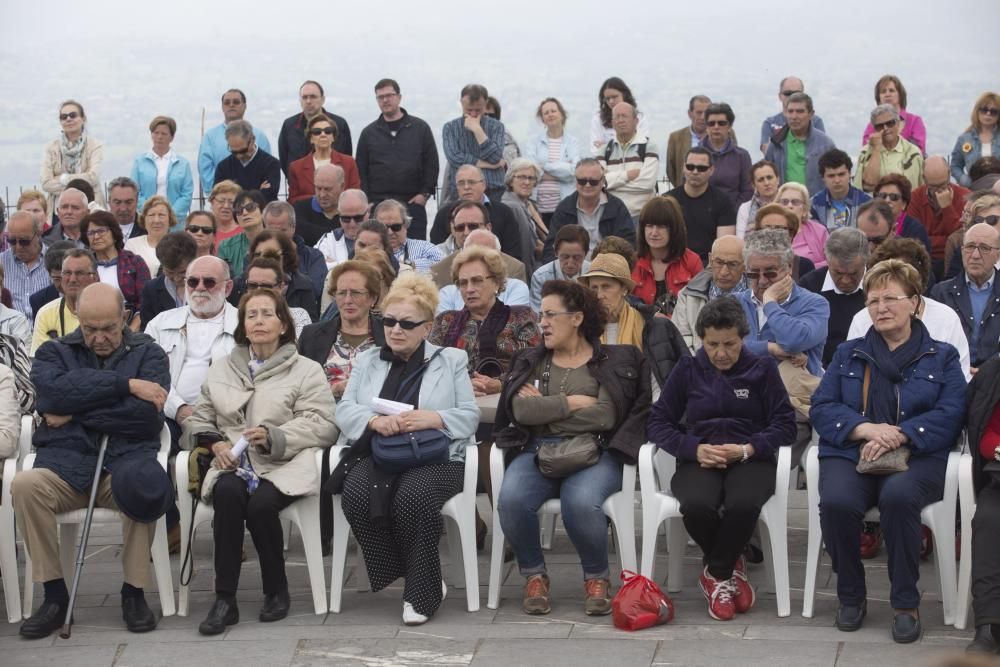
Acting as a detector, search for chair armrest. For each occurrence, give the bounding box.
[638,443,658,497]
[1,457,15,508]
[958,453,975,524]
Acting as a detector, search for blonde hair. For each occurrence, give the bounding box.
[381,272,439,320]
[351,247,395,305]
[776,182,810,221]
[451,245,508,292]
[863,258,923,298]
[210,179,242,201]
[16,189,47,214]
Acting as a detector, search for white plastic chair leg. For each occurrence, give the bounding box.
[540,513,557,550]
[152,516,176,616]
[665,518,687,593]
[328,493,350,613]
[802,446,822,618]
[955,453,975,629]
[284,498,327,615]
[1,457,22,623]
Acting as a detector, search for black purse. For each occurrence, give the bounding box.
[371,349,450,473]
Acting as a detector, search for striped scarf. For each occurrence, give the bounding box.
[0,334,34,414]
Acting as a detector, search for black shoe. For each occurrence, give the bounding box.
[891,611,922,644]
[322,539,332,557]
[122,595,158,633]
[835,600,867,631]
[198,597,239,636]
[966,625,1000,654]
[19,600,67,639]
[743,543,764,565]
[259,590,290,622]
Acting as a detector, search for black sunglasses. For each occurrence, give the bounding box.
[310,127,336,136]
[186,225,215,235]
[186,276,219,290]
[235,202,258,215]
[59,111,80,121]
[381,316,427,330]
[685,163,711,173]
[386,223,404,233]
[875,192,902,202]
[979,107,1000,118]
[873,119,897,131]
[706,120,730,127]
[9,236,36,247]
[453,223,482,233]
[340,214,366,223]
[576,177,602,187]
[246,281,278,290]
[745,270,781,281]
[973,214,1000,226]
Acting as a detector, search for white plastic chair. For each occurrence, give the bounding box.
[638,443,792,617]
[175,448,328,616]
[801,443,960,624]
[21,425,176,617]
[0,414,30,622]
[487,443,637,610]
[328,442,480,614]
[955,452,975,630]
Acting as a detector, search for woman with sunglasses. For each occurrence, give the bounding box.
[951,92,1000,187]
[288,114,360,203]
[229,230,319,321]
[125,195,177,277]
[873,174,933,259]
[80,211,151,330]
[185,210,218,258]
[332,272,479,625]
[861,75,927,155]
[41,100,105,217]
[217,190,267,277]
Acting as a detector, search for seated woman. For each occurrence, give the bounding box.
[647,297,796,621]
[579,252,688,400]
[501,158,547,274]
[80,211,151,329]
[776,182,829,269]
[630,196,703,316]
[811,259,965,643]
[217,190,267,277]
[736,160,780,238]
[494,280,650,616]
[965,356,1000,654]
[183,287,338,635]
[332,273,479,625]
[245,257,312,337]
[951,92,1000,188]
[873,174,933,258]
[228,230,319,321]
[753,204,816,280]
[184,210,217,258]
[124,195,177,276]
[862,74,927,155]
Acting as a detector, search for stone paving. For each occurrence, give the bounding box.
[0,491,978,666]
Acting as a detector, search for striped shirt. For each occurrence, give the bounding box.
[0,249,52,319]
[394,239,446,275]
[536,137,563,213]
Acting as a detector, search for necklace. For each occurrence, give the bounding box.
[541,353,574,396]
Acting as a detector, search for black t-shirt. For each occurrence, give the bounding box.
[385,117,405,136]
[666,185,736,264]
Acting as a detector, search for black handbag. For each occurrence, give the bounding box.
[371,349,450,473]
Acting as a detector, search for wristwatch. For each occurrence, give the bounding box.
[740,444,750,463]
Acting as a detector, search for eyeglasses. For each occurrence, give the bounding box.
[381,316,427,330]
[513,174,538,182]
[310,127,336,136]
[340,213,366,223]
[873,119,898,131]
[685,163,711,173]
[979,107,1000,117]
[875,192,902,202]
[456,179,484,187]
[865,294,912,309]
[212,198,235,207]
[456,275,492,289]
[778,198,804,207]
[711,258,743,271]
[962,243,1000,255]
[386,223,404,233]
[246,281,278,290]
[186,276,219,290]
[576,177,602,186]
[222,99,243,106]
[706,120,730,127]
[8,235,36,247]
[186,225,215,235]
[334,289,369,300]
[86,227,110,237]
[61,270,94,278]
[973,214,1000,226]
[539,310,577,320]
[453,222,482,233]
[745,270,781,281]
[235,202,258,215]
[59,111,80,121]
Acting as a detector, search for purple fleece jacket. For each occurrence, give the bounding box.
[646,346,797,462]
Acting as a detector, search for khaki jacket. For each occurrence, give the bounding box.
[183,343,338,501]
[40,137,106,213]
[0,366,20,460]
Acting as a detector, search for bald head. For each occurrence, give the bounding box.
[314,164,345,212]
[77,283,127,358]
[187,255,230,280]
[58,188,87,208]
[456,164,483,181]
[315,164,344,185]
[711,235,743,257]
[464,228,501,251]
[963,222,1000,285]
[924,156,950,184]
[338,189,369,214]
[708,235,745,291]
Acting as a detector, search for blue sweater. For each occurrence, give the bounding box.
[647,347,797,463]
[737,284,830,376]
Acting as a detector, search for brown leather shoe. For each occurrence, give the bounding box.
[522,574,551,615]
[584,578,612,616]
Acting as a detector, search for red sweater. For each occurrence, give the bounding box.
[631,250,703,305]
[288,150,361,203]
[906,185,970,261]
[980,402,1000,462]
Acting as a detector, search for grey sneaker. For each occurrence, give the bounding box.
[584,578,613,616]
[522,574,551,615]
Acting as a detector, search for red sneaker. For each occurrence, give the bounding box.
[699,567,736,621]
[732,556,756,614]
[860,523,882,559]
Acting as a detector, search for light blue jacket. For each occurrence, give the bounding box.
[336,343,480,460]
[523,132,582,200]
[951,129,1000,187]
[737,284,830,376]
[130,152,194,220]
[197,122,273,194]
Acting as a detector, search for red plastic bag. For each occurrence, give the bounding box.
[612,570,675,631]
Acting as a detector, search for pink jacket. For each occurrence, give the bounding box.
[793,220,829,269]
[862,108,927,155]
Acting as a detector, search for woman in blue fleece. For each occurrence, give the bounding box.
[647,296,796,621]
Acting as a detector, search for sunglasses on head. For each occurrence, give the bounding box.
[186,276,218,290]
[381,316,426,330]
[685,163,711,173]
[576,177,602,187]
[340,213,366,223]
[186,225,215,235]
[453,222,482,233]
[873,119,897,131]
[780,90,800,97]
[59,111,80,121]
[310,127,336,136]
[745,270,781,281]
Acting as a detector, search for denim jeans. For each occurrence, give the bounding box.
[497,444,623,580]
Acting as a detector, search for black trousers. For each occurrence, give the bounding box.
[212,474,296,596]
[671,459,776,580]
[973,481,1000,625]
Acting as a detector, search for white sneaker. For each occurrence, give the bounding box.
[402,581,447,626]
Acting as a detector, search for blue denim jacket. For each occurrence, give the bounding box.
[951,130,1000,187]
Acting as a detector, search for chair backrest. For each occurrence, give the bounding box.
[18,415,33,465]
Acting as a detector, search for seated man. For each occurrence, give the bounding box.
[436,230,529,313]
[262,201,328,299]
[29,241,78,318]
[907,156,971,278]
[929,222,1000,373]
[857,198,932,260]
[375,198,444,275]
[293,164,345,247]
[674,235,747,353]
[810,149,871,230]
[799,227,869,366]
[31,249,99,355]
[139,232,199,330]
[316,188,367,268]
[431,202,526,288]
[597,102,659,220]
[13,283,171,638]
[530,224,591,312]
[430,164,524,262]
[855,104,924,194]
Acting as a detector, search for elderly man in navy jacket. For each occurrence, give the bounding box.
[13,283,172,639]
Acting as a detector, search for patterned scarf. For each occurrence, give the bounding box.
[60,130,87,175]
[709,275,748,300]
[0,334,34,414]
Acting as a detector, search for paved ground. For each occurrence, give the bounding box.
[0,490,978,666]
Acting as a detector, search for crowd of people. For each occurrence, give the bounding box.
[2,73,1000,655]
